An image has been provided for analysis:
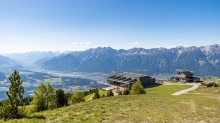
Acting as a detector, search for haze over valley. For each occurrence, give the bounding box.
[1,44,220,100]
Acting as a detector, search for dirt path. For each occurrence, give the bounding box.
[171,83,200,96]
[88,94,94,101]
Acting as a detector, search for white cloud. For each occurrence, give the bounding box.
[129,42,138,45]
[80,42,90,45]
[179,39,183,41]
[71,42,79,45]
[65,44,75,48]
[85,42,90,45]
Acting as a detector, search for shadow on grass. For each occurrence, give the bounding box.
[26,115,46,119]
[145,83,162,89]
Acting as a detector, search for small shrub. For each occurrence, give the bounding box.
[131,81,146,95]
[100,94,105,98]
[106,90,114,97]
[93,91,100,99]
[69,91,85,104]
[0,100,12,121]
[123,89,130,95]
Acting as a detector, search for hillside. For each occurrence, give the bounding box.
[0,72,7,81]
[41,44,220,76]
[0,55,19,66]
[6,85,220,123]
[3,51,61,62]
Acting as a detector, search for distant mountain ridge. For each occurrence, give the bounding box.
[0,54,20,66]
[40,44,220,76]
[0,72,7,81]
[3,51,69,62]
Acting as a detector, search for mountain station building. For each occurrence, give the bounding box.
[106,72,155,90]
[171,71,200,82]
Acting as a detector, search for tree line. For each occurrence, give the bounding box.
[0,70,146,121]
[0,70,98,120]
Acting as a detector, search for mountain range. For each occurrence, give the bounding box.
[37,44,220,77]
[3,51,69,62]
[0,54,22,67]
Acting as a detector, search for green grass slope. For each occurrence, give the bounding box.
[5,85,220,123]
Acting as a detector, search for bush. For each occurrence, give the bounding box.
[84,88,99,96]
[106,90,114,97]
[0,100,12,121]
[22,105,35,116]
[32,83,57,112]
[92,91,100,100]
[123,89,130,95]
[100,94,105,98]
[69,91,85,104]
[23,97,33,106]
[131,81,146,95]
[118,91,122,95]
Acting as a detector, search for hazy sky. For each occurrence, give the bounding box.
[0,0,220,53]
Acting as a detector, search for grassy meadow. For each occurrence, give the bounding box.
[4,84,220,123]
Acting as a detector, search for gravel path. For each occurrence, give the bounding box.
[171,83,200,96]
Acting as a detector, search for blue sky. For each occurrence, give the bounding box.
[0,0,220,53]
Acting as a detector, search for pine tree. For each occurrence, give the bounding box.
[6,70,24,118]
[56,89,66,108]
[106,90,114,97]
[95,88,99,93]
[64,92,72,106]
[92,91,100,99]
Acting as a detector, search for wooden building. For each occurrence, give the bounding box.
[171,71,200,82]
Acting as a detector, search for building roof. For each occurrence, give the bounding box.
[113,72,148,78]
[171,76,199,79]
[107,72,150,84]
[178,71,193,75]
[201,81,214,85]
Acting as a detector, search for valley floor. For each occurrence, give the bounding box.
[5,84,220,123]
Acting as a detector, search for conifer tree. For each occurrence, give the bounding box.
[56,89,66,108]
[100,94,105,98]
[92,91,100,99]
[106,90,114,97]
[6,70,24,118]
